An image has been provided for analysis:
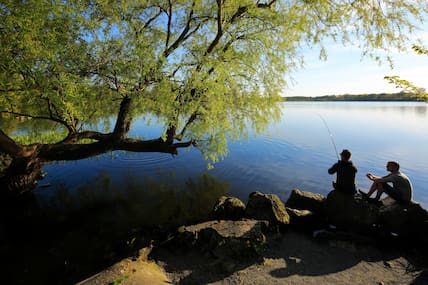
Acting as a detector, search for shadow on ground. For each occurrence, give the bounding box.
[150,229,426,285]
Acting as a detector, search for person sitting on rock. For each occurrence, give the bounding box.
[360,161,413,205]
[328,149,357,194]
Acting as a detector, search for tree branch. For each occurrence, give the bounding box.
[256,0,277,8]
[178,111,199,139]
[166,0,173,48]
[0,110,73,133]
[59,131,111,144]
[164,1,196,58]
[205,0,224,56]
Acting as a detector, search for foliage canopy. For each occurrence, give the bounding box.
[1,0,427,163]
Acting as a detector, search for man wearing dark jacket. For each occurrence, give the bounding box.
[328,149,358,194]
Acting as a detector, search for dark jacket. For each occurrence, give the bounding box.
[328,160,357,194]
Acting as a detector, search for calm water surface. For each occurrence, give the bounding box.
[34,101,428,215]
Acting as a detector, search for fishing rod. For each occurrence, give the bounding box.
[317,114,340,160]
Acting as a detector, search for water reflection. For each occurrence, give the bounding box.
[287,101,427,119]
[3,101,428,211]
[1,173,229,284]
[41,172,230,228]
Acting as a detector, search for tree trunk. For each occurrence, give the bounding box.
[0,97,194,195]
[112,96,132,141]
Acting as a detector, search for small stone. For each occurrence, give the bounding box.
[383,261,392,268]
[287,256,301,264]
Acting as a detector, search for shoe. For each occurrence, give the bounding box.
[367,198,383,206]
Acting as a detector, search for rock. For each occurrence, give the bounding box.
[322,190,379,233]
[321,191,428,239]
[286,207,325,232]
[174,190,428,261]
[285,188,325,213]
[287,256,302,264]
[378,197,428,237]
[245,192,290,227]
[76,247,170,285]
[177,220,268,258]
[210,196,246,220]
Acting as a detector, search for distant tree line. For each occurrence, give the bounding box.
[283,92,423,102]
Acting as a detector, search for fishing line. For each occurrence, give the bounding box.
[317,114,340,160]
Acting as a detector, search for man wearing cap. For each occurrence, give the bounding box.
[328,149,358,194]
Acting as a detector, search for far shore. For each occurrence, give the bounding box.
[282,91,424,102]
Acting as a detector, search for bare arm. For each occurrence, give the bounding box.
[366,172,383,182]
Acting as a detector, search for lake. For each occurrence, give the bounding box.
[33,101,428,223]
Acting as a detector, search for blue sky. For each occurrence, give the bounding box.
[284,22,428,97]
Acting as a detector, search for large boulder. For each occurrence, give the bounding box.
[378,197,428,237]
[323,191,428,241]
[322,190,380,233]
[210,196,246,220]
[285,188,325,213]
[176,219,268,258]
[245,192,289,227]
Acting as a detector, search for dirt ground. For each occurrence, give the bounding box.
[78,230,427,285]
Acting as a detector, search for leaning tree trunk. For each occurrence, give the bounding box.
[0,96,194,195]
[0,97,133,195]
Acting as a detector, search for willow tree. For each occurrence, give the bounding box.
[1,0,427,193]
[385,45,428,101]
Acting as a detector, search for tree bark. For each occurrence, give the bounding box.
[112,96,132,140]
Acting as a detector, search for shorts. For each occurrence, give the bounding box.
[382,182,405,202]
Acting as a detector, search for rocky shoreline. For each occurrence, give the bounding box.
[79,189,428,284]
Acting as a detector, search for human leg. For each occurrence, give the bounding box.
[373,182,385,200]
[366,181,381,197]
[358,182,375,198]
[361,181,384,200]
